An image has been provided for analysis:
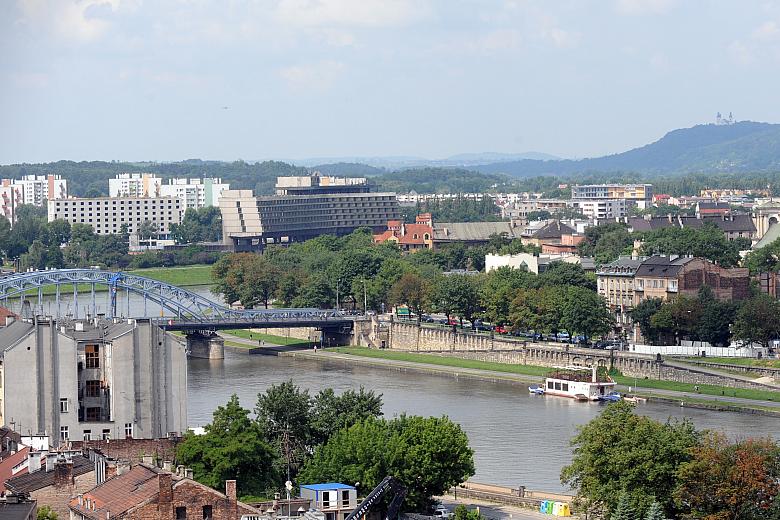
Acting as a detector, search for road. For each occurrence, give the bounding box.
[438,497,574,520]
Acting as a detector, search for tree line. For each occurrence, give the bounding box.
[177,383,474,511]
[563,401,780,520]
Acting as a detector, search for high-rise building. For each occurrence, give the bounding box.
[220,175,400,251]
[0,317,187,444]
[0,176,68,221]
[571,183,653,202]
[109,173,162,198]
[159,178,229,209]
[48,197,182,237]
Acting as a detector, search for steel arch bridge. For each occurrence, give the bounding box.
[0,269,352,327]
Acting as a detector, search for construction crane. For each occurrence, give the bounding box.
[344,476,407,520]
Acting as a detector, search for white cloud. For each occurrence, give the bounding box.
[615,0,676,16]
[274,0,428,28]
[728,40,756,65]
[753,20,780,41]
[545,27,579,49]
[16,0,122,43]
[278,60,346,90]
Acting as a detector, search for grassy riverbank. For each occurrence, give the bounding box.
[222,329,311,348]
[330,347,780,403]
[681,357,780,369]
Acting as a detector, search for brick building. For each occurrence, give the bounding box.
[633,255,750,304]
[69,465,260,520]
[5,454,96,520]
[373,213,433,251]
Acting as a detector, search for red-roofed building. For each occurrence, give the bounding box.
[69,465,260,520]
[0,445,30,492]
[373,213,433,251]
[0,306,17,327]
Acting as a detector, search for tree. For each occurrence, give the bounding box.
[644,500,666,520]
[432,274,482,327]
[733,294,780,349]
[578,223,633,265]
[137,220,158,240]
[561,401,699,518]
[47,219,72,246]
[535,262,596,291]
[630,298,664,344]
[480,267,533,326]
[639,223,742,267]
[37,506,58,520]
[675,432,780,520]
[611,493,637,520]
[310,386,383,446]
[176,394,277,498]
[255,381,313,481]
[560,287,614,340]
[298,415,474,512]
[453,505,486,520]
[509,286,566,334]
[389,272,432,319]
[695,286,735,347]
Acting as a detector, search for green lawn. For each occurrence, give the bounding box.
[330,347,780,403]
[330,347,550,377]
[681,357,780,369]
[128,265,214,286]
[222,329,312,348]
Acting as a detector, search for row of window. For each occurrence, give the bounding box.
[60,423,133,440]
[547,381,570,392]
[175,505,213,520]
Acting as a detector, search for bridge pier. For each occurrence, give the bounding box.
[187,332,225,359]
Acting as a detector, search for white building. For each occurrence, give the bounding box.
[48,196,182,237]
[0,175,68,214]
[159,178,229,209]
[485,252,584,274]
[0,182,24,223]
[109,173,162,198]
[567,198,627,219]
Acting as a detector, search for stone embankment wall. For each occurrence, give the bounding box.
[386,323,774,390]
[256,327,317,341]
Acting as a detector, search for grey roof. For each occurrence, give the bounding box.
[531,220,576,239]
[753,221,780,250]
[596,256,645,275]
[6,455,94,493]
[432,222,522,242]
[697,202,730,209]
[0,320,35,354]
[628,215,755,234]
[627,216,677,232]
[579,257,596,271]
[0,500,36,520]
[634,255,693,278]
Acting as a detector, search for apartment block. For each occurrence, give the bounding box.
[567,198,627,219]
[571,183,653,201]
[108,173,162,198]
[0,317,187,445]
[48,197,182,237]
[0,176,68,221]
[159,177,229,209]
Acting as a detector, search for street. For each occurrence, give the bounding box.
[438,496,577,520]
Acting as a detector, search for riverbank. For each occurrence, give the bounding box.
[280,347,780,416]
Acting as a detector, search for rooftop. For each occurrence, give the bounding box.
[634,255,694,278]
[0,498,36,520]
[300,483,356,491]
[6,455,93,493]
[432,222,522,242]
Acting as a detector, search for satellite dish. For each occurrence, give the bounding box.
[285,480,293,491]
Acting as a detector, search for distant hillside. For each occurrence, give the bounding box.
[374,168,512,194]
[311,162,387,177]
[475,121,780,177]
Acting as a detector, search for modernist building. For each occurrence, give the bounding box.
[48,197,182,237]
[108,174,162,198]
[160,178,229,209]
[571,183,653,202]
[567,198,627,220]
[220,175,400,251]
[0,317,187,444]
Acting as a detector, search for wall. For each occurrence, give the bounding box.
[71,438,179,464]
[256,327,316,342]
[31,471,95,520]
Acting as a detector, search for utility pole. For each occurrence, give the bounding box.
[362,279,368,313]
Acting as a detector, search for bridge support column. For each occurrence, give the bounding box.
[322,326,353,348]
[186,332,225,359]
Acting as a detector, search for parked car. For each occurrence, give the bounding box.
[494,325,509,334]
[433,507,453,519]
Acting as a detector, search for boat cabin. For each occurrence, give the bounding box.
[544,366,616,401]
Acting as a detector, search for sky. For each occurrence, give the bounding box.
[2,0,780,164]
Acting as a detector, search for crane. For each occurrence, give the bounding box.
[344,476,407,520]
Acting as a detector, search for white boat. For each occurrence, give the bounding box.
[528,384,545,395]
[543,365,617,401]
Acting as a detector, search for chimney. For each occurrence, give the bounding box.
[184,468,193,479]
[116,461,131,476]
[142,455,154,465]
[225,480,237,501]
[163,461,173,472]
[78,494,84,507]
[54,458,74,487]
[28,452,42,473]
[45,455,54,472]
[158,473,173,505]
[105,461,118,481]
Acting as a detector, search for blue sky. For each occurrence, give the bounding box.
[2,0,780,164]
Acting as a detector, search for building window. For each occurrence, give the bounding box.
[83,430,91,441]
[85,344,100,368]
[124,423,133,438]
[202,505,212,520]
[176,507,187,520]
[86,407,102,421]
[102,429,111,440]
[60,398,69,413]
[341,490,350,507]
[86,380,101,397]
[60,426,69,440]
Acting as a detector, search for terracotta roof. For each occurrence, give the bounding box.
[0,306,17,318]
[69,465,163,520]
[0,446,29,492]
[5,455,93,493]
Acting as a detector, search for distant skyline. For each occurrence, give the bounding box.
[2,1,780,164]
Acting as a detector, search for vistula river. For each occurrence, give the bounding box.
[17,286,780,493]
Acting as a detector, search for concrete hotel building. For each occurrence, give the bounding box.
[0,317,187,444]
[220,175,400,251]
[48,197,182,237]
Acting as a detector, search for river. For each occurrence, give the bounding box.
[187,351,780,493]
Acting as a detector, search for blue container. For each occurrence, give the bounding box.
[539,500,548,514]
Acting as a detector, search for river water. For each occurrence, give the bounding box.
[20,286,780,492]
[187,351,780,493]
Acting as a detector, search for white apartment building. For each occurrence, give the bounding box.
[0,175,68,211]
[567,198,627,219]
[109,173,162,198]
[48,197,182,237]
[0,183,24,223]
[159,178,229,209]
